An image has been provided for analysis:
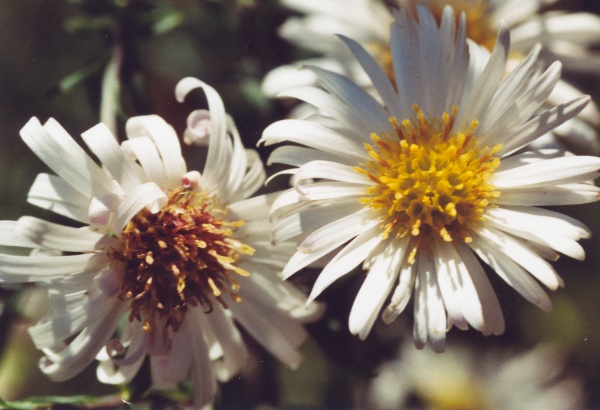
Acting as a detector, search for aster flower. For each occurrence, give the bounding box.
[262,0,392,97]
[260,6,600,351]
[366,343,585,410]
[263,0,600,152]
[0,78,320,407]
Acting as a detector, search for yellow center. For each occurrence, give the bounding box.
[112,187,254,335]
[356,105,501,259]
[427,0,497,51]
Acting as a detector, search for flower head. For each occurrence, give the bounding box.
[367,343,586,410]
[0,78,320,407]
[265,0,600,153]
[261,6,600,351]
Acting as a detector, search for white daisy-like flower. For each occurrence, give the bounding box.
[260,6,600,351]
[0,78,321,407]
[263,0,600,152]
[263,0,393,97]
[366,343,585,410]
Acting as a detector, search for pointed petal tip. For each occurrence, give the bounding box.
[431,340,447,354]
[538,298,554,314]
[494,22,511,52]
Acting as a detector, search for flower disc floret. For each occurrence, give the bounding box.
[357,106,501,249]
[112,187,254,334]
[425,0,497,50]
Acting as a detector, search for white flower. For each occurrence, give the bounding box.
[366,343,585,410]
[261,6,600,351]
[264,0,600,153]
[0,78,321,408]
[262,0,392,97]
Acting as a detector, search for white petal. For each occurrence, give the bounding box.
[235,149,266,201]
[237,276,310,348]
[416,5,445,115]
[281,242,344,280]
[16,216,117,252]
[480,61,561,142]
[443,10,468,114]
[338,35,402,118]
[486,206,590,258]
[382,260,416,325]
[82,123,146,193]
[244,240,295,268]
[478,44,542,135]
[220,116,247,201]
[88,193,120,226]
[297,208,375,253]
[261,118,366,159]
[27,174,90,223]
[285,183,366,214]
[456,25,509,130]
[20,117,122,197]
[97,322,148,384]
[112,182,168,234]
[94,267,123,297]
[204,303,248,382]
[185,309,217,409]
[226,296,304,369]
[121,137,165,184]
[495,183,600,206]
[40,301,126,381]
[470,231,553,313]
[183,109,211,146]
[432,239,468,331]
[413,249,447,352]
[511,12,600,49]
[453,243,505,336]
[240,269,323,322]
[150,327,192,388]
[29,289,114,349]
[497,96,591,155]
[272,199,362,244]
[277,86,374,138]
[0,221,41,248]
[125,115,186,189]
[349,235,407,339]
[391,9,420,119]
[228,191,279,221]
[175,78,229,195]
[268,146,353,168]
[478,227,564,290]
[0,252,105,282]
[308,222,382,301]
[434,239,502,334]
[294,160,371,187]
[548,79,600,127]
[262,62,319,97]
[492,156,600,189]
[308,66,390,134]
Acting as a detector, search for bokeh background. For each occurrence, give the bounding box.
[0,0,599,408]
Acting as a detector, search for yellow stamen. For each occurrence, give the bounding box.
[112,187,254,334]
[357,105,501,258]
[425,0,497,51]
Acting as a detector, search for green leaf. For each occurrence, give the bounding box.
[63,16,115,36]
[145,9,184,35]
[49,59,106,97]
[0,395,100,409]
